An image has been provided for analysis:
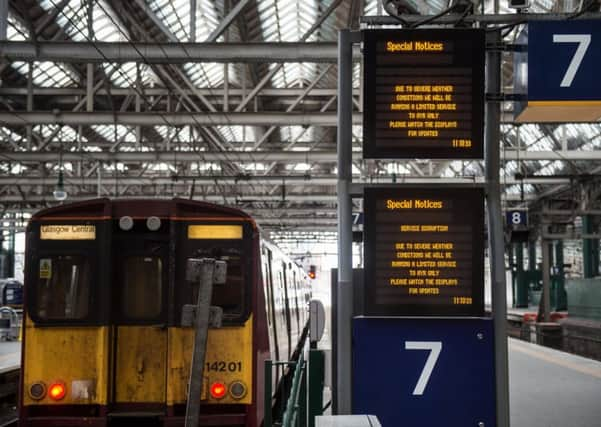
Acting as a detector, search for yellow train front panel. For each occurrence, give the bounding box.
[23,316,110,406]
[167,316,253,405]
[114,326,167,403]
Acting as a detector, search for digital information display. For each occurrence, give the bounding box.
[364,187,484,316]
[363,29,485,159]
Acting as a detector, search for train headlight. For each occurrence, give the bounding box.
[210,382,227,399]
[147,216,161,231]
[229,381,247,399]
[28,381,46,400]
[48,381,66,401]
[119,216,134,231]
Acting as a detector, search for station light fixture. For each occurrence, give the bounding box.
[52,169,68,201]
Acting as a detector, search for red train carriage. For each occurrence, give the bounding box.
[19,198,310,427]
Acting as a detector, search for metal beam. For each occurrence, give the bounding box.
[0,87,357,96]
[0,175,565,186]
[2,149,600,163]
[0,41,356,63]
[206,0,250,42]
[0,111,356,126]
[361,12,601,25]
[0,0,7,41]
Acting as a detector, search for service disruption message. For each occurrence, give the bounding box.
[363,29,485,159]
[364,188,484,316]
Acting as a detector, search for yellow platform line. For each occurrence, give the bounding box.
[510,339,601,380]
[528,100,601,107]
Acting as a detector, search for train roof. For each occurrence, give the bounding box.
[28,198,256,228]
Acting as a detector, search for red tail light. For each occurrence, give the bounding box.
[210,382,227,399]
[48,382,66,401]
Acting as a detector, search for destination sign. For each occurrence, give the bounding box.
[363,187,484,316]
[363,29,485,159]
[40,225,96,240]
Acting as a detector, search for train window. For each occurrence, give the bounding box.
[188,247,245,320]
[120,256,162,319]
[35,255,90,319]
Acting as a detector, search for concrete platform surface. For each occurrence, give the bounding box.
[509,337,601,427]
[0,341,20,373]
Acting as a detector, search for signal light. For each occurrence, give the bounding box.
[309,265,316,280]
[28,382,47,400]
[229,381,247,399]
[48,382,66,401]
[210,382,227,399]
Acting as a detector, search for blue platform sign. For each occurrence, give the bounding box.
[516,20,601,122]
[353,317,495,427]
[506,210,527,227]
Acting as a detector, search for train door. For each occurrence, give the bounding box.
[111,234,169,412]
[280,262,292,360]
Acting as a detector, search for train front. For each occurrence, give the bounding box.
[20,198,269,427]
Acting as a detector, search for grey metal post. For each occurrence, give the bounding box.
[185,259,216,427]
[541,239,551,322]
[485,30,510,427]
[336,28,355,414]
[86,0,94,112]
[190,0,197,42]
[0,0,7,41]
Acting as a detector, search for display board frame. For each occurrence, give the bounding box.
[363,186,485,316]
[363,28,485,159]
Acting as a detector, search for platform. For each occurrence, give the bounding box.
[509,337,601,427]
[0,341,20,374]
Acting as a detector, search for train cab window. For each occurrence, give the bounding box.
[186,246,245,321]
[35,255,90,319]
[120,256,162,319]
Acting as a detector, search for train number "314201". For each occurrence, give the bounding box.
[205,361,243,372]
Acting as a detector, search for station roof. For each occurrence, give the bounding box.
[1,0,600,240]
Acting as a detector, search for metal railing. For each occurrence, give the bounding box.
[264,349,325,427]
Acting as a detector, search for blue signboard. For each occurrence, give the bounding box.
[528,20,601,101]
[353,317,495,426]
[506,210,527,227]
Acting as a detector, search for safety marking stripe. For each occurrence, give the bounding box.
[510,339,601,380]
[528,101,601,107]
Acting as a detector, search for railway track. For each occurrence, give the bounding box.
[0,367,19,427]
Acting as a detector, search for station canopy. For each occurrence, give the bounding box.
[1,0,600,242]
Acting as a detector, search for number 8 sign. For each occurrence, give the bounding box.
[506,210,527,227]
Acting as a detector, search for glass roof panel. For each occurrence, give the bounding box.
[259,1,319,87]
[148,0,192,40]
[6,14,28,40]
[10,60,77,88]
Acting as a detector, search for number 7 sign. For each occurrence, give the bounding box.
[404,341,442,395]
[353,318,495,426]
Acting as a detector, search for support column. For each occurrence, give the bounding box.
[190,0,197,42]
[7,216,14,278]
[485,30,510,427]
[582,215,599,278]
[541,239,551,322]
[528,240,537,272]
[27,63,33,150]
[515,243,526,308]
[508,243,516,307]
[336,29,357,415]
[554,240,567,311]
[0,0,7,41]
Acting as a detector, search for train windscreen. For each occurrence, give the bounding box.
[35,255,91,319]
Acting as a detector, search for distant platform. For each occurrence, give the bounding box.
[0,341,20,374]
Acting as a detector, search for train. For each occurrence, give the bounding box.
[0,278,23,308]
[19,198,311,427]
